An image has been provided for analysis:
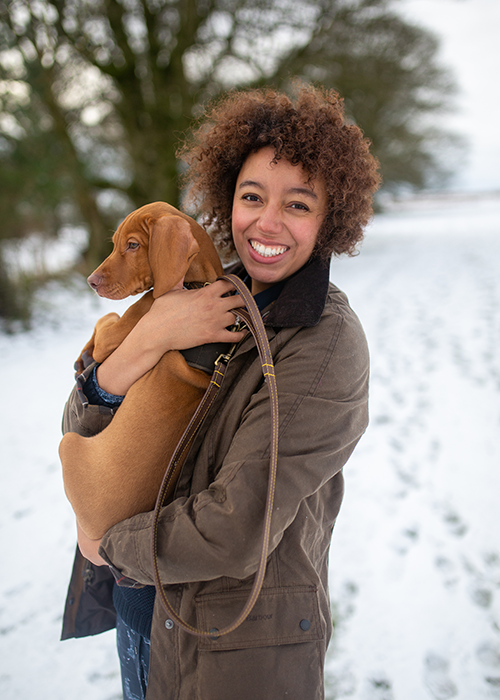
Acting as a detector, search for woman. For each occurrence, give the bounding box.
[61,84,380,700]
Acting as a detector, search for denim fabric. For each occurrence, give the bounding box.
[116,615,151,700]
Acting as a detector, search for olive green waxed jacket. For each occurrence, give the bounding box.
[61,258,369,700]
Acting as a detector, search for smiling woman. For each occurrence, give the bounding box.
[61,83,380,700]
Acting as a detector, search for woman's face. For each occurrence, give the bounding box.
[231,146,328,295]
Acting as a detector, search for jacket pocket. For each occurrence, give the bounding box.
[62,384,114,437]
[195,585,323,651]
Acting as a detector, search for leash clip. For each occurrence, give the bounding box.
[229,314,247,334]
[214,314,248,368]
[215,339,240,368]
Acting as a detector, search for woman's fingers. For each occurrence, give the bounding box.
[147,279,250,350]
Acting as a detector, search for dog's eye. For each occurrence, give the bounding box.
[127,241,140,250]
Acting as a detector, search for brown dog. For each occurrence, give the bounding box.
[59,202,224,539]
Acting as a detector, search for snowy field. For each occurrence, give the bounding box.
[1,194,499,699]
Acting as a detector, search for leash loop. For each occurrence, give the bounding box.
[150,274,279,638]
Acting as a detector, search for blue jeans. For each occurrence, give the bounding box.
[116,615,151,700]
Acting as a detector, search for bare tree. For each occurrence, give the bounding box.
[0,0,459,320]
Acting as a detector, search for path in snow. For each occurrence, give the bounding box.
[326,195,500,699]
[0,195,499,699]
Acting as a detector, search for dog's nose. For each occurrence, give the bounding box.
[87,273,102,291]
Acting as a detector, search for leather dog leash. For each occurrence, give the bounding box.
[151,273,279,638]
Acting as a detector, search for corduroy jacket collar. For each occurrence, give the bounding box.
[228,256,331,329]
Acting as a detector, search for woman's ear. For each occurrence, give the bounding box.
[148,216,200,298]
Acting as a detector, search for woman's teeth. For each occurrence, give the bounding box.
[250,240,288,258]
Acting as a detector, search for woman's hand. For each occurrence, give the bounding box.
[141,279,247,352]
[76,521,107,566]
[97,280,247,396]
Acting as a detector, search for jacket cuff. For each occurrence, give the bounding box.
[83,365,124,408]
[62,362,116,437]
[105,560,145,589]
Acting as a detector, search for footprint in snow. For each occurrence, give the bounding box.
[462,554,497,609]
[423,653,458,699]
[390,525,419,555]
[477,644,500,696]
[434,555,459,589]
[369,674,394,700]
[434,503,468,538]
[476,640,500,668]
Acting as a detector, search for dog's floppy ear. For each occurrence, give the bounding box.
[148,216,200,298]
[184,225,224,283]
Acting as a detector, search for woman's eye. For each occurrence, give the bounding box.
[290,202,309,211]
[242,193,260,202]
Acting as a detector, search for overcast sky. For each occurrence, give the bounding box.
[401,0,500,192]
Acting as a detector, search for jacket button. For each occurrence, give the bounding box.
[164,619,174,630]
[300,619,311,631]
[209,628,220,640]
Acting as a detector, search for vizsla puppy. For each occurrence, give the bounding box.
[59,202,224,539]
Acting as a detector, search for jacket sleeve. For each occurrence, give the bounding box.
[62,362,115,437]
[99,294,369,586]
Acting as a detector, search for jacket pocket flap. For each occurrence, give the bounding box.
[195,585,323,651]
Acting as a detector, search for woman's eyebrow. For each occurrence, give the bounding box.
[288,187,318,201]
[237,179,263,190]
[237,180,318,200]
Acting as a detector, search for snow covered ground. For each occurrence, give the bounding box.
[1,194,499,699]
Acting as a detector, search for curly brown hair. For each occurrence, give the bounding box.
[178,83,381,259]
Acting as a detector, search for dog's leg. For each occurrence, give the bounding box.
[74,326,99,375]
[60,352,210,539]
[74,291,156,373]
[92,291,155,363]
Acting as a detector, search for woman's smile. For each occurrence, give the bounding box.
[249,239,289,259]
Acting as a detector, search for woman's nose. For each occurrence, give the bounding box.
[256,206,283,235]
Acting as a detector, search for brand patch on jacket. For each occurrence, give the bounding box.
[196,585,323,651]
[246,614,273,622]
